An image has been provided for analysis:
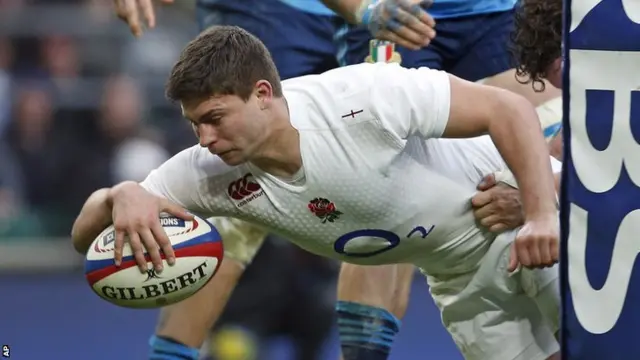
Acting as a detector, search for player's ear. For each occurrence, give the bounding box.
[254,80,273,109]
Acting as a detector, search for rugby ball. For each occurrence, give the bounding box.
[84,215,223,309]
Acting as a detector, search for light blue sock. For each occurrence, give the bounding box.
[148,335,200,360]
[337,301,401,359]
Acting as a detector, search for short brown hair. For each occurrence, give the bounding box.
[511,0,563,92]
[166,25,283,102]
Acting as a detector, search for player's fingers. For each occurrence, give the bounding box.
[140,228,163,272]
[128,230,148,272]
[517,239,533,268]
[382,10,432,48]
[489,223,508,233]
[539,238,553,268]
[527,239,542,268]
[508,244,519,272]
[479,214,501,229]
[549,235,560,265]
[113,227,126,266]
[396,1,436,40]
[374,29,420,50]
[138,0,155,29]
[393,17,434,48]
[161,200,194,221]
[151,220,175,266]
[471,190,493,208]
[123,0,142,37]
[395,0,436,29]
[473,205,494,224]
[477,174,497,191]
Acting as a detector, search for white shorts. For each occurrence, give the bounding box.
[423,231,560,360]
[206,217,268,267]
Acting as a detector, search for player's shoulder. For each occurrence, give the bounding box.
[282,63,388,131]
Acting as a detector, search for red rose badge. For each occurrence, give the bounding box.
[308,197,342,223]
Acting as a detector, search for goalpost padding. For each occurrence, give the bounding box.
[562,0,640,358]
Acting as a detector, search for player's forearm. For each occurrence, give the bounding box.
[489,93,557,220]
[322,0,365,23]
[554,171,561,194]
[71,188,113,254]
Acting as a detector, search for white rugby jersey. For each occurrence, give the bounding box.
[141,63,548,275]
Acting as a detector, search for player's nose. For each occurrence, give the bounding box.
[198,124,218,148]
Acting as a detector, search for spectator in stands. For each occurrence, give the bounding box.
[2,84,66,236]
[0,37,13,137]
[98,74,170,182]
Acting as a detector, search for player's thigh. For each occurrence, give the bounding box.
[337,262,414,318]
[208,217,268,267]
[446,9,515,81]
[442,9,562,106]
[520,265,561,334]
[428,233,559,360]
[197,0,338,79]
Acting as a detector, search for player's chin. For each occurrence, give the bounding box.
[216,150,244,165]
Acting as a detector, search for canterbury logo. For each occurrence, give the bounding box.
[228,173,261,200]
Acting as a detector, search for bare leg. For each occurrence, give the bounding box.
[336,263,415,360]
[155,258,245,347]
[338,263,414,318]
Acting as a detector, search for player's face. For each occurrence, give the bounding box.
[181,82,273,165]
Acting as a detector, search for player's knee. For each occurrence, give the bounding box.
[390,264,415,318]
[521,268,560,333]
[207,217,268,267]
[336,301,401,360]
[338,263,412,319]
[546,352,561,360]
[149,335,200,360]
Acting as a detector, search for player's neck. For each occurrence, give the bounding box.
[249,100,302,177]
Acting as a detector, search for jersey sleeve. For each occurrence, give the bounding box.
[369,64,451,142]
[140,145,212,216]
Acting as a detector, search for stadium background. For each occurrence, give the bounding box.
[0,1,461,359]
[3,0,639,359]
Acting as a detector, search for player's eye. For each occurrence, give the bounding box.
[207,116,222,126]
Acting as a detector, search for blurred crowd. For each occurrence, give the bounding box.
[0,0,198,238]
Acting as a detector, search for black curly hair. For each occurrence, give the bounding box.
[511,0,563,92]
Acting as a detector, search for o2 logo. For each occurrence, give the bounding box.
[334,225,434,258]
[568,49,640,335]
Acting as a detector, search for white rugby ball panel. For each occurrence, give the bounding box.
[91,257,218,309]
[86,216,216,262]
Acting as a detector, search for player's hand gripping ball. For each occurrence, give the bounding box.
[84,215,224,308]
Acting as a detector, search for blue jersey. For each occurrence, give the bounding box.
[277,0,335,16]
[429,0,516,19]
